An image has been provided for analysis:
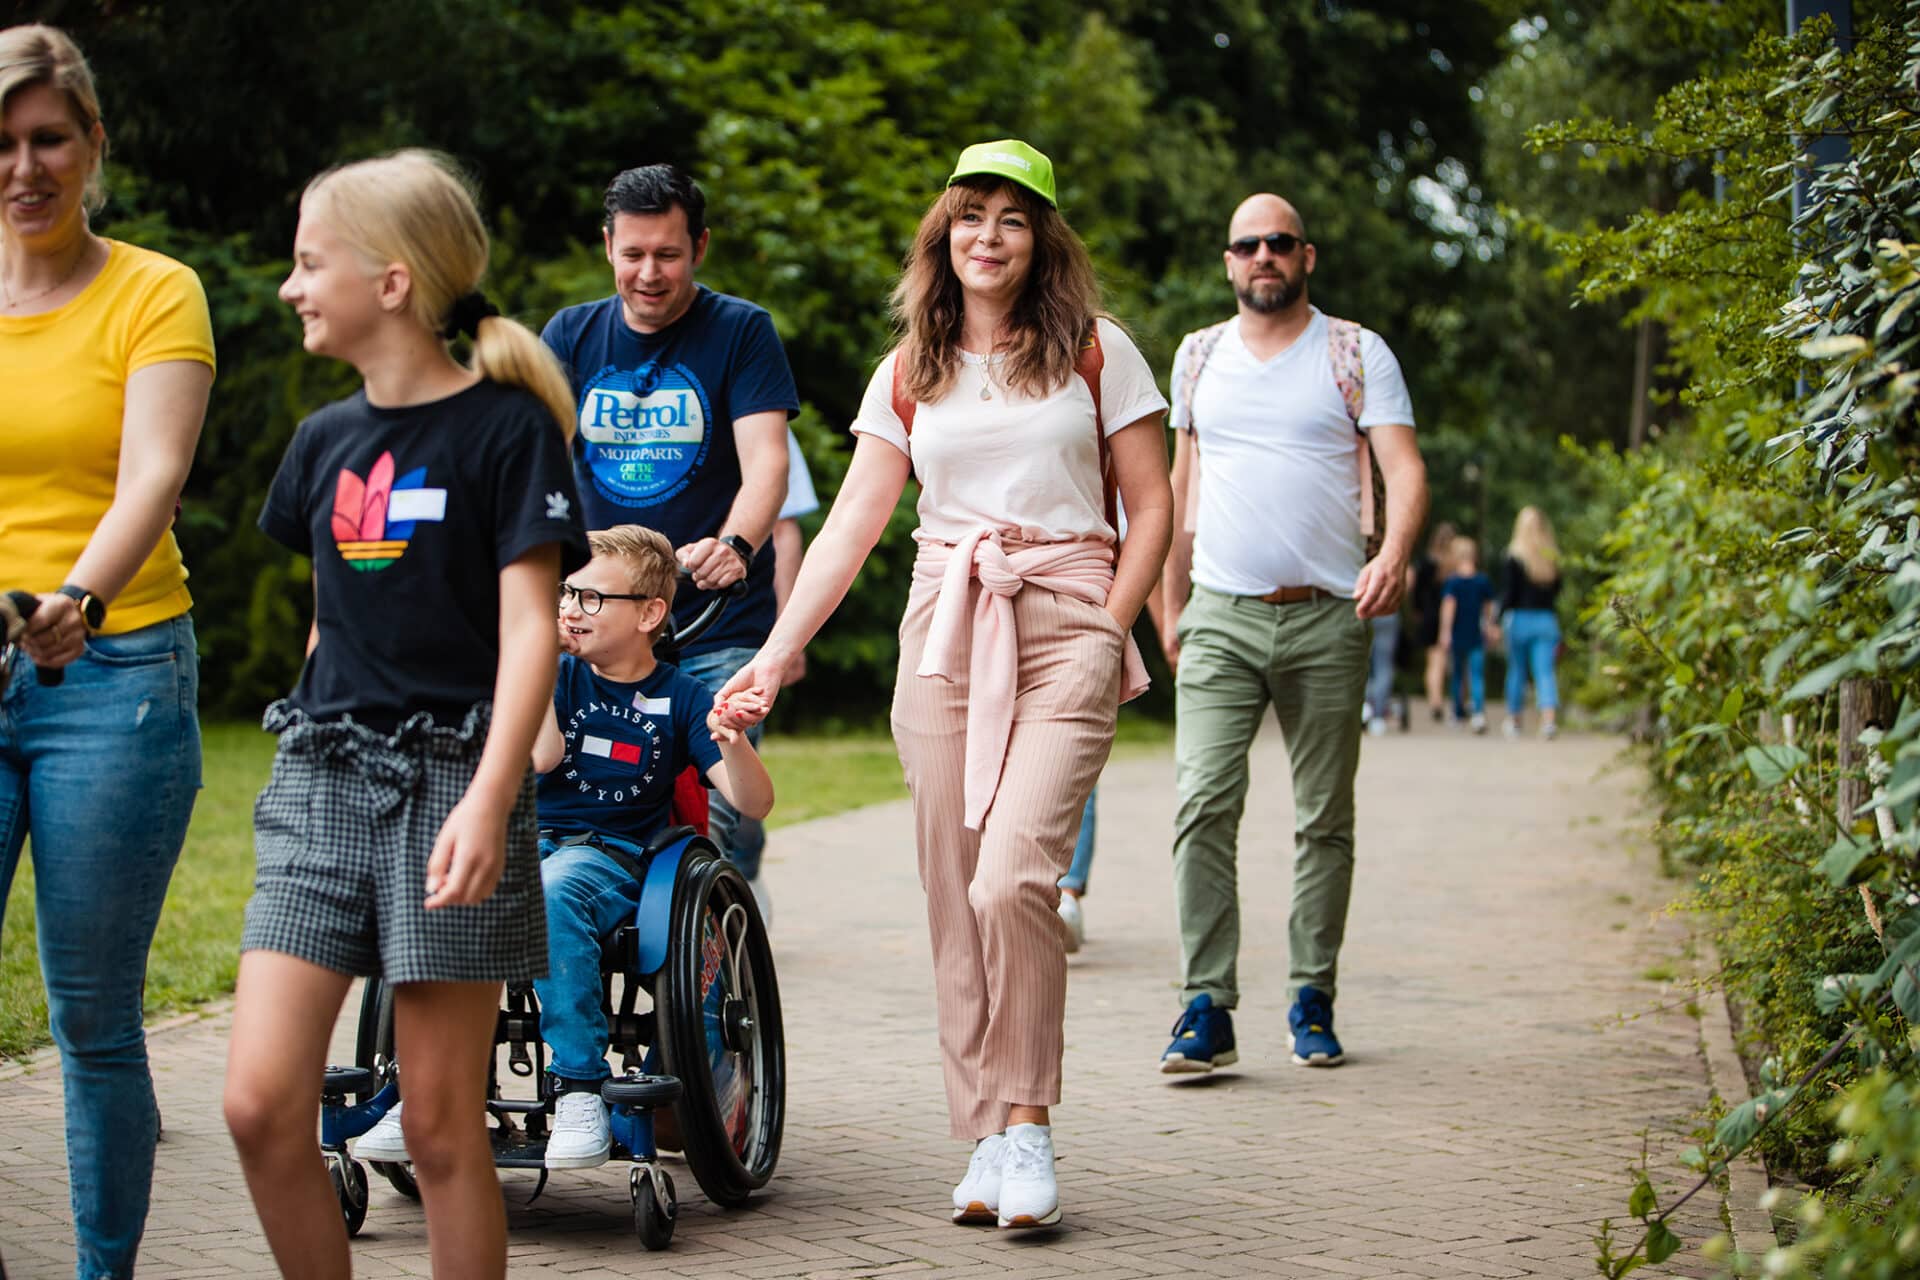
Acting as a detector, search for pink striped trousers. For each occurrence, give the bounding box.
[891,582,1124,1139]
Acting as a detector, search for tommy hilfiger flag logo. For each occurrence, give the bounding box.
[580,734,644,765]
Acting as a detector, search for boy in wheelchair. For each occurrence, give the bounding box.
[358,524,772,1170]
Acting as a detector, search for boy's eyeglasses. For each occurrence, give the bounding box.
[1226,232,1303,258]
[559,583,652,616]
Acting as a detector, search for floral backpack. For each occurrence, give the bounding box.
[1176,315,1386,561]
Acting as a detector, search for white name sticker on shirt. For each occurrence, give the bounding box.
[633,694,671,715]
[385,488,448,523]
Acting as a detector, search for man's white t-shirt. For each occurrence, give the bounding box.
[1172,308,1415,598]
[851,317,1167,545]
[778,429,818,521]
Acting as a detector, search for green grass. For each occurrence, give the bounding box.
[1,710,1171,1059]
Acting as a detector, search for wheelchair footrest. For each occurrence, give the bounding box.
[322,1066,377,1097]
[601,1072,681,1110]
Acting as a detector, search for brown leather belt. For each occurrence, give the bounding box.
[1257,585,1333,605]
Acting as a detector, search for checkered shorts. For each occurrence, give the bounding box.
[240,700,547,983]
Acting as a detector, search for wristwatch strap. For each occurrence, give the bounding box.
[57,583,106,631]
[719,534,755,569]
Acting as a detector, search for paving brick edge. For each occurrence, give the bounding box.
[1696,937,1778,1255]
[0,999,232,1083]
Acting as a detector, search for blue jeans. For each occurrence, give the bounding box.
[1,615,201,1280]
[674,645,765,880]
[1503,609,1561,713]
[532,836,643,1082]
[1450,645,1486,716]
[1366,614,1401,720]
[1058,789,1096,894]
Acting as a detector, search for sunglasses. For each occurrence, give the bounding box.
[1226,232,1303,258]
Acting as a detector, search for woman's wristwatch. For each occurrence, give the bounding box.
[719,534,755,570]
[57,584,106,631]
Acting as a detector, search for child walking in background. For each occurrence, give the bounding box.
[221,149,588,1280]
[1501,506,1563,740]
[1438,535,1497,734]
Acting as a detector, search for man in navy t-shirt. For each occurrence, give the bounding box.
[542,164,799,893]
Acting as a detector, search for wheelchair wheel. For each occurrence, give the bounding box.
[352,977,420,1201]
[630,1166,676,1251]
[656,853,784,1208]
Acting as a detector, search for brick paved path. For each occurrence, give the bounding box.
[0,723,1722,1278]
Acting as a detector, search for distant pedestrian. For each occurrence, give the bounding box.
[1411,520,1457,722]
[1500,506,1562,740]
[1159,192,1430,1077]
[1438,535,1496,733]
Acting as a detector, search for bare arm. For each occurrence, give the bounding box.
[717,434,911,707]
[679,409,789,590]
[532,702,564,774]
[1105,414,1172,629]
[706,734,774,821]
[770,516,808,682]
[425,545,562,908]
[1159,426,1197,667]
[1352,423,1428,619]
[1438,594,1457,652]
[23,360,212,665]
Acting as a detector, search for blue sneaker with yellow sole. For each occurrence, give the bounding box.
[1159,993,1237,1074]
[1288,986,1345,1066]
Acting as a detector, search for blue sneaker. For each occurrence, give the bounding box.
[1289,986,1345,1066]
[1159,994,1237,1074]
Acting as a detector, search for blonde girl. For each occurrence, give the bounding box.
[1500,505,1563,738]
[220,150,588,1280]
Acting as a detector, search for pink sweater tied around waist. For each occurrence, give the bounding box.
[912,528,1151,830]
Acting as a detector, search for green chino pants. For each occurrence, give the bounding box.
[1172,585,1371,1008]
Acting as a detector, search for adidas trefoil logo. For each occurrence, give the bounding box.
[545,491,571,520]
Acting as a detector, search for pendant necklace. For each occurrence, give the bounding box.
[980,352,1003,401]
[0,240,92,312]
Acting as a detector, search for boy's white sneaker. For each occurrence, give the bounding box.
[996,1123,1060,1228]
[545,1090,612,1169]
[355,1100,408,1163]
[1470,712,1488,734]
[951,1132,1005,1224]
[1057,894,1084,953]
[1502,716,1521,740]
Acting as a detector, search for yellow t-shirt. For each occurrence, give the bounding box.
[0,240,216,634]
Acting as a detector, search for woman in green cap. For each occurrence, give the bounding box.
[720,139,1172,1229]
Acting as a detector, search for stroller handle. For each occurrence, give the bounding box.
[659,567,749,657]
[1,590,65,687]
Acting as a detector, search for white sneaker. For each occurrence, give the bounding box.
[1502,716,1520,740]
[355,1100,408,1163]
[1542,720,1559,741]
[951,1132,1005,1224]
[545,1089,612,1169]
[997,1123,1060,1228]
[1366,716,1389,737]
[1470,712,1488,735]
[1057,894,1084,954]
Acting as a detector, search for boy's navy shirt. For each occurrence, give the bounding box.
[541,286,800,657]
[536,653,724,848]
[258,381,589,732]
[1442,572,1496,652]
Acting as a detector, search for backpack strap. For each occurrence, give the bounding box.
[1325,315,1381,552]
[1177,321,1232,534]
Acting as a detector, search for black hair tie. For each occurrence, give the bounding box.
[442,291,500,340]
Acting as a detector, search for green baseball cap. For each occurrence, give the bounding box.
[947,139,1057,207]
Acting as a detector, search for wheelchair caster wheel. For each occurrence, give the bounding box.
[630,1165,676,1251]
[329,1155,369,1237]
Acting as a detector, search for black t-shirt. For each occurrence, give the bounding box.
[541,287,800,656]
[260,380,590,731]
[1502,555,1562,612]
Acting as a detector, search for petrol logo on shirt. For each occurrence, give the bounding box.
[577,362,712,508]
[331,451,447,572]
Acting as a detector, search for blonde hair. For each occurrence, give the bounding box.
[588,525,678,638]
[0,24,106,218]
[300,149,575,439]
[1426,520,1458,562]
[1449,535,1479,574]
[890,176,1105,404]
[1508,506,1560,587]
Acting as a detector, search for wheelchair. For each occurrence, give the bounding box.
[317,575,783,1251]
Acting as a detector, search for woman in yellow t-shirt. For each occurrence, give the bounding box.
[0,24,214,1278]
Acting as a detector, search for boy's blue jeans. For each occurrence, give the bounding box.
[1450,645,1486,716]
[1,615,201,1280]
[533,836,645,1082]
[1503,609,1561,713]
[1058,789,1097,894]
[675,646,765,880]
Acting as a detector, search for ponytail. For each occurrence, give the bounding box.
[471,315,576,444]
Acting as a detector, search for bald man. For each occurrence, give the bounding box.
[1157,194,1429,1074]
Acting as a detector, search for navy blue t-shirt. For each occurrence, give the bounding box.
[1442,572,1496,652]
[541,286,800,656]
[535,654,724,848]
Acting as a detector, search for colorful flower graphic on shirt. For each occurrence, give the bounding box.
[331,451,447,571]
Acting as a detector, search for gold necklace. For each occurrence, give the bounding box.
[0,240,93,311]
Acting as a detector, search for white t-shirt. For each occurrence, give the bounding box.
[851,317,1167,545]
[1171,309,1415,597]
[778,429,818,521]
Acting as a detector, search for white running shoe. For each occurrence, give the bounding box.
[1502,716,1521,740]
[1366,715,1389,737]
[997,1123,1060,1228]
[1057,893,1084,954]
[1470,712,1488,735]
[355,1100,408,1163]
[545,1089,612,1169]
[951,1132,1005,1224]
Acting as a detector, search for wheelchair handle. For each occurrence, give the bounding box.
[661,565,749,655]
[2,590,64,687]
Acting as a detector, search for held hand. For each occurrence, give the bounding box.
[678,537,748,592]
[423,795,508,909]
[20,592,86,669]
[708,689,770,743]
[1352,553,1409,620]
[716,652,787,715]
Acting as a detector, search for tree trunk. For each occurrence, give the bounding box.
[1628,315,1653,451]
[1837,677,1896,825]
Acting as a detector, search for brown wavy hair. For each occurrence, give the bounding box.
[890,175,1104,404]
